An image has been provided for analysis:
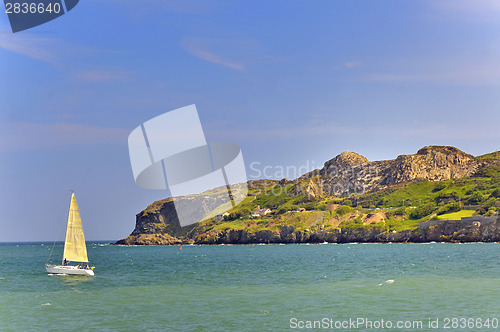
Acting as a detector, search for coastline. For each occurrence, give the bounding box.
[115,218,500,246]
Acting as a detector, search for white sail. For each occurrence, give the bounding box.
[62,193,88,262]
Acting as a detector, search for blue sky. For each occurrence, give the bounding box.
[1,0,499,241]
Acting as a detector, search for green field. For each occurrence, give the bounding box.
[436,210,475,220]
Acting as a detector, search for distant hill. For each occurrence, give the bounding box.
[117,146,500,245]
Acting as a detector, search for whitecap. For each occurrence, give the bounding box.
[385,279,395,284]
[41,303,51,306]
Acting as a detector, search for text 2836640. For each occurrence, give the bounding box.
[5,2,61,14]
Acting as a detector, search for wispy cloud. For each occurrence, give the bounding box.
[74,69,134,82]
[206,121,361,141]
[0,31,117,65]
[183,39,245,70]
[329,60,361,71]
[182,38,286,71]
[431,0,500,22]
[206,119,500,143]
[361,66,500,86]
[95,0,213,14]
[0,32,62,64]
[344,61,361,68]
[0,32,131,82]
[358,49,500,86]
[0,121,129,151]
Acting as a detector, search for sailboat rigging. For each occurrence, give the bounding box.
[45,193,94,276]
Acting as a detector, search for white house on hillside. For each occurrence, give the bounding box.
[251,206,272,217]
[215,212,230,222]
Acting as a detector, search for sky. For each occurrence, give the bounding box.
[1,0,499,242]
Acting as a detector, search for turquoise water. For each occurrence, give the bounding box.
[0,242,499,331]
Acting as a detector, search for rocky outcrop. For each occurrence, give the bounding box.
[324,151,369,169]
[132,198,182,236]
[116,233,183,245]
[383,146,478,184]
[130,187,235,239]
[307,146,481,197]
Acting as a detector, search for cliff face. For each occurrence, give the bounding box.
[130,185,237,237]
[131,198,182,236]
[117,219,500,245]
[314,146,479,196]
[383,146,478,184]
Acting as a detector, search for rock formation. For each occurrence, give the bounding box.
[308,145,480,197]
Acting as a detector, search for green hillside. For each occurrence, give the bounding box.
[190,159,500,236]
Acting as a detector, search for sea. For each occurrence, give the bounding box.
[0,242,499,331]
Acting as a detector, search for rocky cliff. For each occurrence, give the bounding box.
[117,218,500,245]
[310,146,480,197]
[194,218,500,244]
[116,146,500,245]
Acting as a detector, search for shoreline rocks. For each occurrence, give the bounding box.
[115,219,500,245]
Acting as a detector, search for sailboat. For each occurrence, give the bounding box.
[45,193,95,276]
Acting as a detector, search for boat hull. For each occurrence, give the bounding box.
[45,264,94,276]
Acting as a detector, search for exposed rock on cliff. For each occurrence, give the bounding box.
[309,145,480,197]
[189,219,500,244]
[324,151,369,169]
[383,146,478,184]
[116,233,183,245]
[131,198,181,236]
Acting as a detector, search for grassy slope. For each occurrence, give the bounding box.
[436,210,475,220]
[476,151,500,160]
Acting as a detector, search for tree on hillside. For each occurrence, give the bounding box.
[335,205,352,216]
[410,203,437,220]
[436,201,461,215]
[468,192,484,204]
[376,198,388,207]
[432,182,447,192]
[343,200,353,207]
[482,197,497,210]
